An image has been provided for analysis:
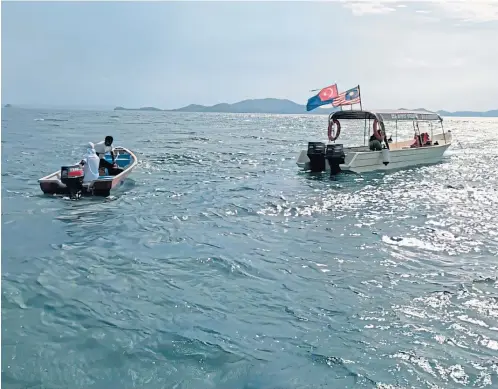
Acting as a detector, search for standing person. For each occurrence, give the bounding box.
[94,135,123,175]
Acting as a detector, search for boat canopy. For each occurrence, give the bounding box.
[330,109,442,123]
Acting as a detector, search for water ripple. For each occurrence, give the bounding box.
[2,109,498,388]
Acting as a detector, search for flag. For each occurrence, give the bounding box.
[306,84,339,111]
[332,85,361,107]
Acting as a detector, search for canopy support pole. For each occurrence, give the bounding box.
[364,117,367,146]
[395,119,398,144]
[441,120,447,144]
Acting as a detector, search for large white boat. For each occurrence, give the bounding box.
[296,109,452,175]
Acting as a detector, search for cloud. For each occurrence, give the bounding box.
[341,0,397,15]
[434,1,498,22]
[417,15,441,23]
[394,57,465,69]
[341,0,498,22]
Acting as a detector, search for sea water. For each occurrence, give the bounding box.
[2,107,498,388]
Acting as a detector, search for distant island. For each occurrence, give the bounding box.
[114,106,162,112]
[114,98,333,115]
[113,99,498,117]
[437,109,498,117]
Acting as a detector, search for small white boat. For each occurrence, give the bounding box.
[39,146,138,198]
[296,109,452,175]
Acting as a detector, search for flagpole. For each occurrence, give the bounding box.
[309,82,336,93]
[358,84,363,111]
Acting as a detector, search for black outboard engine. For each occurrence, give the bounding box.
[307,142,326,172]
[60,164,85,199]
[326,144,346,176]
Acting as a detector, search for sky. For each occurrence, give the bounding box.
[2,0,498,111]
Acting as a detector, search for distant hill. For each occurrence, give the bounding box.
[378,107,498,117]
[437,109,498,117]
[113,100,498,117]
[169,98,335,115]
[114,98,335,115]
[114,106,162,111]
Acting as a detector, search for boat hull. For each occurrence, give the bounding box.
[297,133,452,174]
[38,146,138,197]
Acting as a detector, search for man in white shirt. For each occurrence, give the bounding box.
[93,135,123,175]
[79,142,100,182]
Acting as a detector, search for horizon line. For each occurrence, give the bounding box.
[3,100,498,114]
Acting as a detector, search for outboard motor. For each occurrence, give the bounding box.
[307,142,326,172]
[60,164,85,199]
[326,144,346,176]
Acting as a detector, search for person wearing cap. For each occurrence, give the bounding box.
[93,135,123,175]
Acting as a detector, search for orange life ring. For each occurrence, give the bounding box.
[373,119,383,141]
[328,118,341,141]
